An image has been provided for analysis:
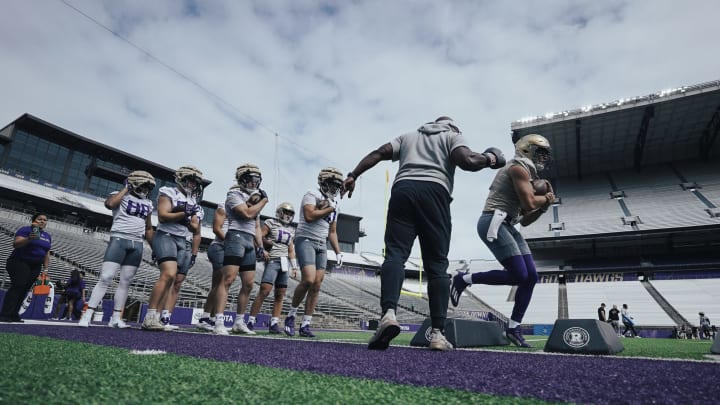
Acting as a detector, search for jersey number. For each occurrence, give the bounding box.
[275,229,292,245]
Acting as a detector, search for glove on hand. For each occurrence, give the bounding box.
[482,147,506,169]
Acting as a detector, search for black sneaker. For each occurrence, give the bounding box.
[506,327,532,348]
[450,272,469,307]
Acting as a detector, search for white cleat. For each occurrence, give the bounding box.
[108,319,131,329]
[78,310,93,328]
[214,325,230,336]
[231,321,256,335]
[163,323,180,331]
[428,329,454,351]
[141,316,165,331]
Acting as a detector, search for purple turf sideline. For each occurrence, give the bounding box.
[2,324,719,404]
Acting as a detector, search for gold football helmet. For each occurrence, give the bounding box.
[515,134,552,171]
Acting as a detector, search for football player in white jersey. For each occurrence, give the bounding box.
[79,170,155,328]
[159,205,203,330]
[283,167,343,338]
[247,202,298,334]
[211,164,268,335]
[197,205,227,331]
[142,166,203,331]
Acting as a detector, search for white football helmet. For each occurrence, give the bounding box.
[175,165,204,198]
[515,134,552,172]
[318,167,343,198]
[275,202,295,225]
[126,170,156,199]
[235,163,262,193]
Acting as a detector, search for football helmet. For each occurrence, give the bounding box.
[236,163,262,193]
[318,167,343,198]
[275,202,295,225]
[515,134,552,172]
[126,170,156,199]
[175,165,204,198]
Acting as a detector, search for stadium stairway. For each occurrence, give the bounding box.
[641,279,688,325]
[557,283,569,319]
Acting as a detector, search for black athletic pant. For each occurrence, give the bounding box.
[380,180,451,330]
[0,257,42,320]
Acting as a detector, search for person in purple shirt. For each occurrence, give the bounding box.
[0,213,52,322]
[53,270,86,320]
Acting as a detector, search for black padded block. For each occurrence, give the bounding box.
[410,317,509,348]
[712,333,720,354]
[544,319,624,355]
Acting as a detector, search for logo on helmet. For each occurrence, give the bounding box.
[318,167,343,198]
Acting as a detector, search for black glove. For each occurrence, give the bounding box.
[482,147,506,169]
[255,246,265,259]
[258,188,268,200]
[189,254,197,268]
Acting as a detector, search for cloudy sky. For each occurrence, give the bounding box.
[1,0,719,261]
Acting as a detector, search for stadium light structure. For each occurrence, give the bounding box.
[512,79,719,128]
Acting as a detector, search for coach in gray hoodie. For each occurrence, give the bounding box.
[342,116,505,351]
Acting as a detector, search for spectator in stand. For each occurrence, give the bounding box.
[621,303,640,338]
[699,312,711,340]
[608,304,621,336]
[0,213,52,322]
[598,303,606,322]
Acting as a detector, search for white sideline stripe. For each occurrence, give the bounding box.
[130,349,166,355]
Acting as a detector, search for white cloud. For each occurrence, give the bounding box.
[1,0,719,262]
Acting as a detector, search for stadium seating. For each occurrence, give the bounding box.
[520,163,720,239]
[566,281,675,326]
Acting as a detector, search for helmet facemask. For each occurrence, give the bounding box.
[132,183,153,199]
[320,178,343,199]
[178,175,202,198]
[531,145,552,172]
[239,173,262,193]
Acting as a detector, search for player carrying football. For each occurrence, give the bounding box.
[450,134,554,348]
[283,167,344,338]
[142,166,203,331]
[212,164,268,336]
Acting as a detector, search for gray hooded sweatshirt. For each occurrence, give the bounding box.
[390,122,469,195]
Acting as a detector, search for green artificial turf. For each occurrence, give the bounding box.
[0,333,553,405]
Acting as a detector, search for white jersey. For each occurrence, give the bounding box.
[264,218,295,260]
[109,192,153,241]
[295,189,337,242]
[156,186,198,238]
[225,187,259,235]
